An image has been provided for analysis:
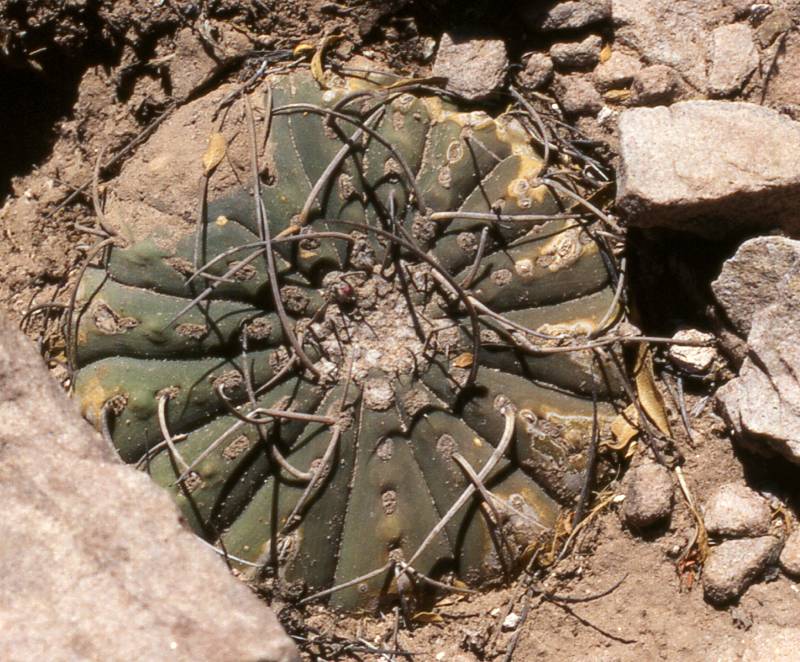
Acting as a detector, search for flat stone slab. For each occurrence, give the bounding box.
[617,101,800,236]
[0,315,298,662]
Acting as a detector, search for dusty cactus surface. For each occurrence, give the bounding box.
[69,67,624,611]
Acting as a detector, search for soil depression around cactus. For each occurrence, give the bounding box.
[70,66,625,611]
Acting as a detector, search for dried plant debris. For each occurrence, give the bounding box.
[68,64,629,612]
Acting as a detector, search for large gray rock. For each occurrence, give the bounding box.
[0,316,298,662]
[617,101,800,236]
[612,0,735,92]
[707,23,759,97]
[703,536,781,605]
[712,236,800,336]
[717,283,800,464]
[432,33,508,101]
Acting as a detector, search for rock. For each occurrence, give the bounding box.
[702,536,780,604]
[593,50,642,91]
[717,286,800,463]
[0,315,298,661]
[168,25,252,100]
[502,613,521,631]
[553,74,603,116]
[525,0,611,31]
[622,462,674,528]
[550,35,603,70]
[707,23,759,97]
[668,329,718,374]
[616,101,800,236]
[712,237,800,336]
[755,8,793,48]
[613,0,735,92]
[432,33,509,101]
[630,64,682,106]
[762,31,800,112]
[703,483,772,538]
[518,52,554,90]
[779,529,800,577]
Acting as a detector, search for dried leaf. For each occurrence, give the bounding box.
[202,132,227,175]
[634,344,671,435]
[451,352,474,368]
[599,42,612,64]
[310,34,343,88]
[412,611,444,624]
[609,403,639,450]
[293,42,315,58]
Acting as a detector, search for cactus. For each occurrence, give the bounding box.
[70,68,626,611]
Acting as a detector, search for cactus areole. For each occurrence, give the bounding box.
[71,68,624,611]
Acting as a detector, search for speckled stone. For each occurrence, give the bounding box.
[703,536,781,605]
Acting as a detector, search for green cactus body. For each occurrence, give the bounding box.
[71,68,624,611]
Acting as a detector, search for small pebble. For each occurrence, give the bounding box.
[668,329,718,374]
[630,65,682,106]
[502,613,521,631]
[707,23,759,98]
[622,461,674,529]
[553,74,603,116]
[518,52,554,90]
[755,8,792,47]
[703,483,772,538]
[779,529,800,577]
[532,0,611,31]
[550,34,603,70]
[593,50,641,91]
[703,536,781,605]
[433,33,509,101]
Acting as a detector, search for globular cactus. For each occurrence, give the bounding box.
[70,67,626,611]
